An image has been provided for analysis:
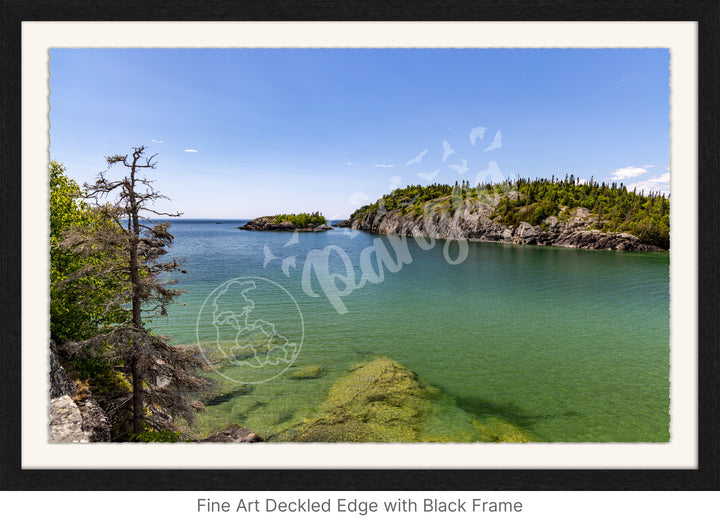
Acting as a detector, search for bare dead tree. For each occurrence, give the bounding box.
[61,146,208,438]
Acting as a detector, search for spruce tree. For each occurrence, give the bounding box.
[61,146,208,438]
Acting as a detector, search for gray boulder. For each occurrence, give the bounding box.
[200,424,262,442]
[75,388,112,442]
[49,395,89,442]
[49,341,112,442]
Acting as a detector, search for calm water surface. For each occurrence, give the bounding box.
[151,219,670,442]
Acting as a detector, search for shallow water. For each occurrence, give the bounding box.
[150,219,670,442]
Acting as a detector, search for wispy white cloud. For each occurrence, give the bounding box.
[151,139,163,143]
[346,162,353,166]
[374,164,395,168]
[417,169,439,182]
[643,164,655,168]
[611,166,648,180]
[629,181,669,196]
[626,172,670,195]
[470,126,487,147]
[389,176,402,191]
[406,149,429,166]
[442,140,455,162]
[184,149,198,153]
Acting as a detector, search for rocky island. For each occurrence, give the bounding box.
[348,179,669,251]
[239,212,332,232]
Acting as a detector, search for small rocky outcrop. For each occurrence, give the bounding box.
[73,384,112,442]
[50,395,89,442]
[238,216,332,232]
[350,197,663,252]
[199,424,262,442]
[49,341,111,442]
[50,340,76,399]
[333,220,351,228]
[189,400,207,412]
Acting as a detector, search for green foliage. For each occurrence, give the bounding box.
[273,211,326,228]
[349,203,376,223]
[70,352,128,397]
[50,161,127,341]
[349,176,670,248]
[505,176,669,248]
[349,184,459,224]
[129,425,184,443]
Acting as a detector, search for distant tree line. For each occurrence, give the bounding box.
[349,175,670,249]
[273,211,326,228]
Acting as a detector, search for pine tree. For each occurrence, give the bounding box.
[60,146,208,438]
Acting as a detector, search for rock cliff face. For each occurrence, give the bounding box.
[50,341,77,399]
[350,196,662,251]
[49,341,111,442]
[239,216,332,232]
[50,396,89,442]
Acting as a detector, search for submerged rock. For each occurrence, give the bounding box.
[271,356,537,443]
[203,384,254,407]
[288,364,326,380]
[276,357,440,442]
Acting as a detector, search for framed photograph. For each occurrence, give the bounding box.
[1,1,718,491]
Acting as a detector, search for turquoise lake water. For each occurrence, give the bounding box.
[150,219,670,442]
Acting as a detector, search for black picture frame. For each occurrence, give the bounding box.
[1,0,718,491]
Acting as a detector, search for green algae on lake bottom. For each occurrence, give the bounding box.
[288,364,327,380]
[200,356,537,442]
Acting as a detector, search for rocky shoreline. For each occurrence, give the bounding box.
[239,216,332,232]
[350,195,664,252]
[49,341,263,443]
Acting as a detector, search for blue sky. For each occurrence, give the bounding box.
[50,48,670,219]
